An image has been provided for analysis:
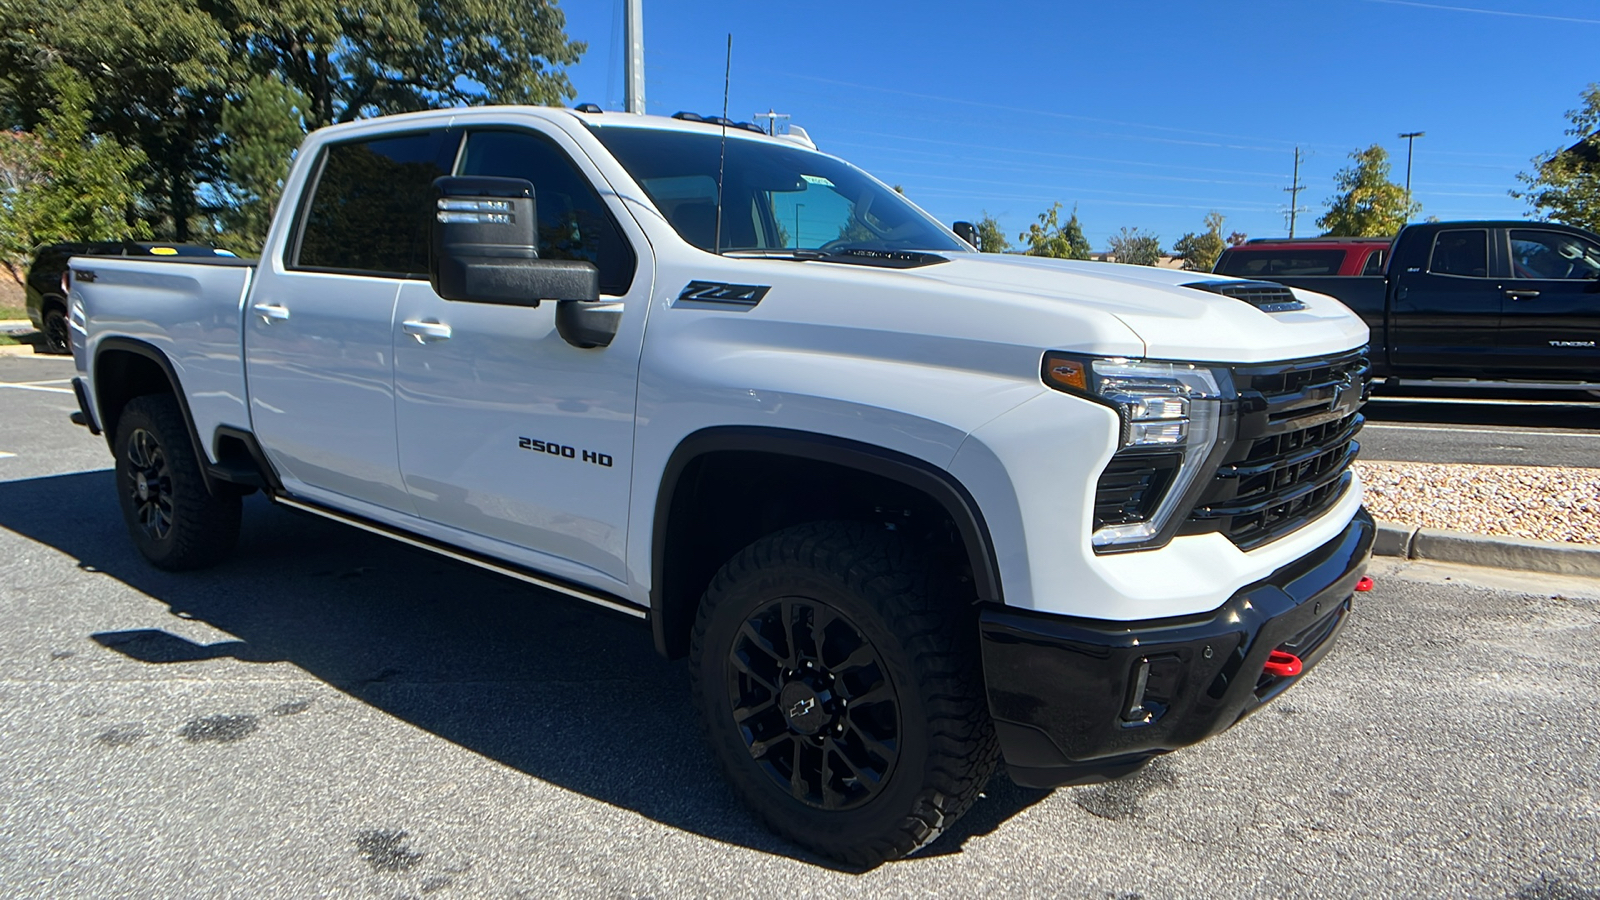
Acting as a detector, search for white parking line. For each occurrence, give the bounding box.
[1363,423,1600,439]
[0,381,74,394]
[0,451,15,459]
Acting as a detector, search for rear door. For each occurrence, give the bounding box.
[245,128,461,513]
[390,125,652,584]
[1387,227,1503,376]
[1497,227,1600,378]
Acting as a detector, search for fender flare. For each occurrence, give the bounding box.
[92,337,221,496]
[649,425,1003,658]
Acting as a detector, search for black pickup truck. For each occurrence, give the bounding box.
[1215,221,1600,392]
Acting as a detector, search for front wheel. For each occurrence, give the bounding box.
[113,394,241,570]
[690,521,998,866]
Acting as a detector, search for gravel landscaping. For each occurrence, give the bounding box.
[1356,460,1600,546]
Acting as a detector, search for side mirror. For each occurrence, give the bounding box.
[429,176,599,306]
[952,221,980,250]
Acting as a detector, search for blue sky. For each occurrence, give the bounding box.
[554,0,1597,251]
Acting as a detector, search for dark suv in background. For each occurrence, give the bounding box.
[25,242,236,353]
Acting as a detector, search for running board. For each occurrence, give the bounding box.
[1390,378,1600,392]
[272,495,647,620]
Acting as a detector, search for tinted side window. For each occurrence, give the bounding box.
[1428,230,1488,277]
[1361,248,1387,276]
[1215,249,1345,276]
[1509,229,1600,280]
[457,130,636,295]
[296,130,461,276]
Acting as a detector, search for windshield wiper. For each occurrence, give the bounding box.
[720,249,831,261]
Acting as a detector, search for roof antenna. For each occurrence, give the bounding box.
[714,34,731,256]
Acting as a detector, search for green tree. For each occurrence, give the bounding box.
[218,1,585,127]
[1107,226,1162,266]
[1317,144,1418,237]
[1227,231,1248,247]
[1019,202,1091,259]
[0,1,585,241]
[975,212,1011,253]
[1172,210,1227,272]
[1512,83,1600,232]
[215,75,310,255]
[0,68,148,284]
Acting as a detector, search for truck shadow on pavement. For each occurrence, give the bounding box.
[0,470,1049,870]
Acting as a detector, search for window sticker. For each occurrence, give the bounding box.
[801,174,835,187]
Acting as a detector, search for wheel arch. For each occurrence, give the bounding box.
[92,337,219,496]
[649,426,1003,660]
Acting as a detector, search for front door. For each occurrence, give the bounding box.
[245,129,461,513]
[392,126,652,584]
[1388,227,1503,377]
[1497,227,1600,378]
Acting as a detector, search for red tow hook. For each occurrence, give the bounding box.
[1355,576,1374,592]
[1263,650,1304,678]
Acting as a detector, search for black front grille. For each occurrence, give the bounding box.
[1186,350,1369,550]
[1093,453,1180,529]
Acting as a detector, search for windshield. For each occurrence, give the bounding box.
[591,126,968,255]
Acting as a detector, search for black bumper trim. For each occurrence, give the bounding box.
[980,508,1374,788]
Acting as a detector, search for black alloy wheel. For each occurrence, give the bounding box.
[124,427,175,541]
[42,307,70,355]
[113,394,241,570]
[691,521,999,867]
[727,596,902,811]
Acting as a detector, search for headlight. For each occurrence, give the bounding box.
[1043,352,1234,551]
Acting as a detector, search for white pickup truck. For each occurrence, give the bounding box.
[66,106,1374,865]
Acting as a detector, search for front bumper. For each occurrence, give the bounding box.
[980,507,1374,788]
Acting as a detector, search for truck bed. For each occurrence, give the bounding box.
[71,254,259,464]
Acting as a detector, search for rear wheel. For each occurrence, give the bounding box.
[690,521,998,866]
[42,306,69,355]
[113,394,241,570]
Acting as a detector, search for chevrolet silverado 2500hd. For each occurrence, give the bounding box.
[66,106,1374,865]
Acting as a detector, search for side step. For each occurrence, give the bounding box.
[271,494,647,621]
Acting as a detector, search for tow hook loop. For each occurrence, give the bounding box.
[1263,650,1303,678]
[1355,576,1374,592]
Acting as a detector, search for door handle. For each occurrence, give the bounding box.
[402,319,452,342]
[252,302,290,322]
[1505,290,1541,301]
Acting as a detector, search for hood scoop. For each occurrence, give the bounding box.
[1183,280,1307,313]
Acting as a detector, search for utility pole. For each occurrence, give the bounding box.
[624,0,645,114]
[1399,131,1424,218]
[1283,146,1308,238]
[753,109,790,136]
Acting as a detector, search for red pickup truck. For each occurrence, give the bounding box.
[1215,236,1392,278]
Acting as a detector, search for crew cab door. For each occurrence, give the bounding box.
[245,129,462,513]
[390,126,651,583]
[1498,227,1600,378]
[1388,227,1502,376]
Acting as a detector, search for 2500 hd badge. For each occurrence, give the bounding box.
[518,436,614,467]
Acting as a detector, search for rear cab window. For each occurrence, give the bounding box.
[291,129,462,277]
[1427,230,1489,278]
[1214,249,1346,277]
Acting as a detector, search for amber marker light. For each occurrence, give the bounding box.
[1043,354,1088,393]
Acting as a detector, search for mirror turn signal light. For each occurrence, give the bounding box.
[1262,650,1303,678]
[1355,576,1374,592]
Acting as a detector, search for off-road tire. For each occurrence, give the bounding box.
[42,306,70,355]
[113,394,241,570]
[690,521,999,866]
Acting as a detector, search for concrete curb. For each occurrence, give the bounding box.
[0,343,43,357]
[1375,520,1600,578]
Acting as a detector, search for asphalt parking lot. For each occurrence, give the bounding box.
[1,354,1597,897]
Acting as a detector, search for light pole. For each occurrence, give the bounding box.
[1399,131,1424,218]
[794,204,804,248]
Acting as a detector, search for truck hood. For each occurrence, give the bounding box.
[902,253,1368,363]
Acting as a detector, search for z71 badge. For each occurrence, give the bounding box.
[518,437,614,467]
